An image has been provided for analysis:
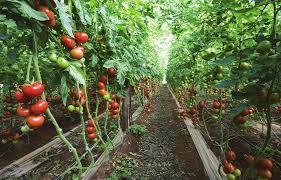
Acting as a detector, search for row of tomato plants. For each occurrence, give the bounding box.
[167,0,280,180]
[0,0,162,178]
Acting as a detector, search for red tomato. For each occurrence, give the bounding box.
[86,126,95,134]
[258,158,273,170]
[37,5,55,20]
[34,0,40,7]
[213,101,220,109]
[234,116,246,124]
[221,98,227,103]
[15,91,28,103]
[107,68,116,77]
[97,82,105,90]
[225,150,236,161]
[86,119,97,127]
[30,99,49,115]
[61,35,76,49]
[87,133,97,139]
[27,115,45,128]
[74,32,89,43]
[99,75,108,84]
[70,47,84,60]
[76,45,85,53]
[111,109,120,115]
[240,108,250,116]
[16,105,31,117]
[111,102,119,109]
[46,19,56,28]
[198,100,206,109]
[20,82,45,98]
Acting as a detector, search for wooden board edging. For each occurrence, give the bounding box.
[167,85,222,180]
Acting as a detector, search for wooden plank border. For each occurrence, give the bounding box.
[168,85,222,180]
[0,113,106,179]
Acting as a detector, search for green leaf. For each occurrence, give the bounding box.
[103,60,116,68]
[6,0,49,21]
[53,0,74,37]
[91,54,98,67]
[73,0,92,25]
[60,75,68,106]
[66,65,86,85]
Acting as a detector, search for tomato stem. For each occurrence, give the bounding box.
[32,30,83,177]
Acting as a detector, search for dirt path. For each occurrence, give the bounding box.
[131,86,208,179]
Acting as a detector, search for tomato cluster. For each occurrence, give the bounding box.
[108,95,120,120]
[61,32,88,60]
[15,82,47,132]
[211,98,227,121]
[233,107,255,126]
[85,119,97,140]
[222,150,241,180]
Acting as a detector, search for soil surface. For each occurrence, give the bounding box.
[94,86,208,179]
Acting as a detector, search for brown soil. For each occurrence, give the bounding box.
[93,86,208,179]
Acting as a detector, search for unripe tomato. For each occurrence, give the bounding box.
[48,53,58,62]
[98,89,108,96]
[227,174,236,180]
[233,169,241,177]
[21,125,30,133]
[74,32,89,43]
[70,47,84,60]
[103,94,111,101]
[27,115,45,128]
[56,57,70,68]
[67,105,76,112]
[61,35,76,49]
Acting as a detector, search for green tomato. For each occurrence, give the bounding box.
[1,139,7,144]
[211,115,219,121]
[67,105,76,112]
[227,174,236,180]
[213,80,219,84]
[21,125,30,133]
[233,169,241,177]
[75,106,83,112]
[103,94,111,101]
[12,140,18,144]
[48,53,58,62]
[56,57,70,69]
